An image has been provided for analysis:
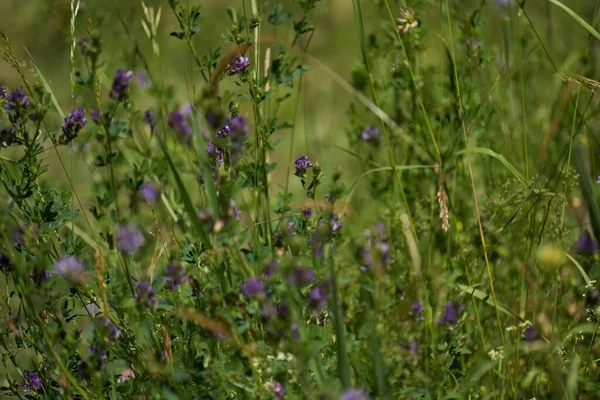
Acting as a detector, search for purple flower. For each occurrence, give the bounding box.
[523,325,539,342]
[91,108,101,124]
[341,388,370,400]
[87,343,108,365]
[168,110,192,143]
[136,280,156,311]
[360,245,372,272]
[30,267,51,284]
[241,276,265,298]
[272,381,285,398]
[61,108,87,143]
[331,215,343,232]
[308,284,330,310]
[260,304,278,319]
[411,301,424,317]
[217,124,231,138]
[303,208,312,218]
[96,316,122,341]
[54,255,84,283]
[228,56,250,74]
[20,370,42,393]
[439,301,463,327]
[206,142,224,167]
[575,231,598,255]
[109,68,134,100]
[165,260,187,290]
[230,115,249,134]
[139,182,160,204]
[265,259,279,278]
[288,266,316,287]
[135,70,150,89]
[77,37,92,53]
[294,155,313,177]
[143,109,157,132]
[116,224,144,255]
[0,86,7,99]
[5,89,29,112]
[361,126,380,142]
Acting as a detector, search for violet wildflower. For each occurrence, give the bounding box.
[303,208,312,218]
[77,37,92,53]
[575,231,598,255]
[230,115,249,134]
[30,267,51,285]
[341,389,370,400]
[20,370,42,393]
[136,280,157,311]
[360,245,372,272]
[217,124,231,138]
[308,284,330,310]
[206,142,224,167]
[96,316,122,341]
[361,126,380,142]
[523,325,539,342]
[109,68,134,100]
[228,56,250,75]
[60,108,87,143]
[91,108,101,124]
[87,343,109,366]
[5,89,29,113]
[116,224,144,255]
[272,381,285,398]
[143,109,157,132]
[0,86,7,99]
[288,265,316,287]
[310,231,325,259]
[411,301,424,319]
[439,301,462,327]
[331,215,343,232]
[168,109,192,143]
[229,200,242,220]
[294,155,313,177]
[54,255,85,283]
[241,276,265,298]
[165,260,187,290]
[139,182,160,204]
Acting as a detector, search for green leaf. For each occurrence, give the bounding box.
[455,147,526,184]
[456,283,520,320]
[545,0,600,42]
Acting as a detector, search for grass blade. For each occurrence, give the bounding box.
[24,47,65,119]
[565,253,591,285]
[456,283,520,320]
[455,147,526,184]
[545,0,600,42]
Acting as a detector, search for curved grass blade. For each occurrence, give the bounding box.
[24,47,65,119]
[565,253,591,285]
[456,283,521,321]
[545,0,600,42]
[456,147,526,184]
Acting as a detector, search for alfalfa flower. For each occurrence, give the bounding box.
[143,109,157,132]
[165,260,187,290]
[294,155,313,177]
[138,182,160,204]
[109,68,134,100]
[227,56,250,75]
[396,8,419,34]
[136,280,156,311]
[116,224,144,255]
[241,276,265,298]
[54,255,85,284]
[361,126,380,142]
[20,370,42,393]
[60,108,87,144]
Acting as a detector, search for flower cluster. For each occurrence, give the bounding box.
[109,68,134,100]
[60,108,87,144]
